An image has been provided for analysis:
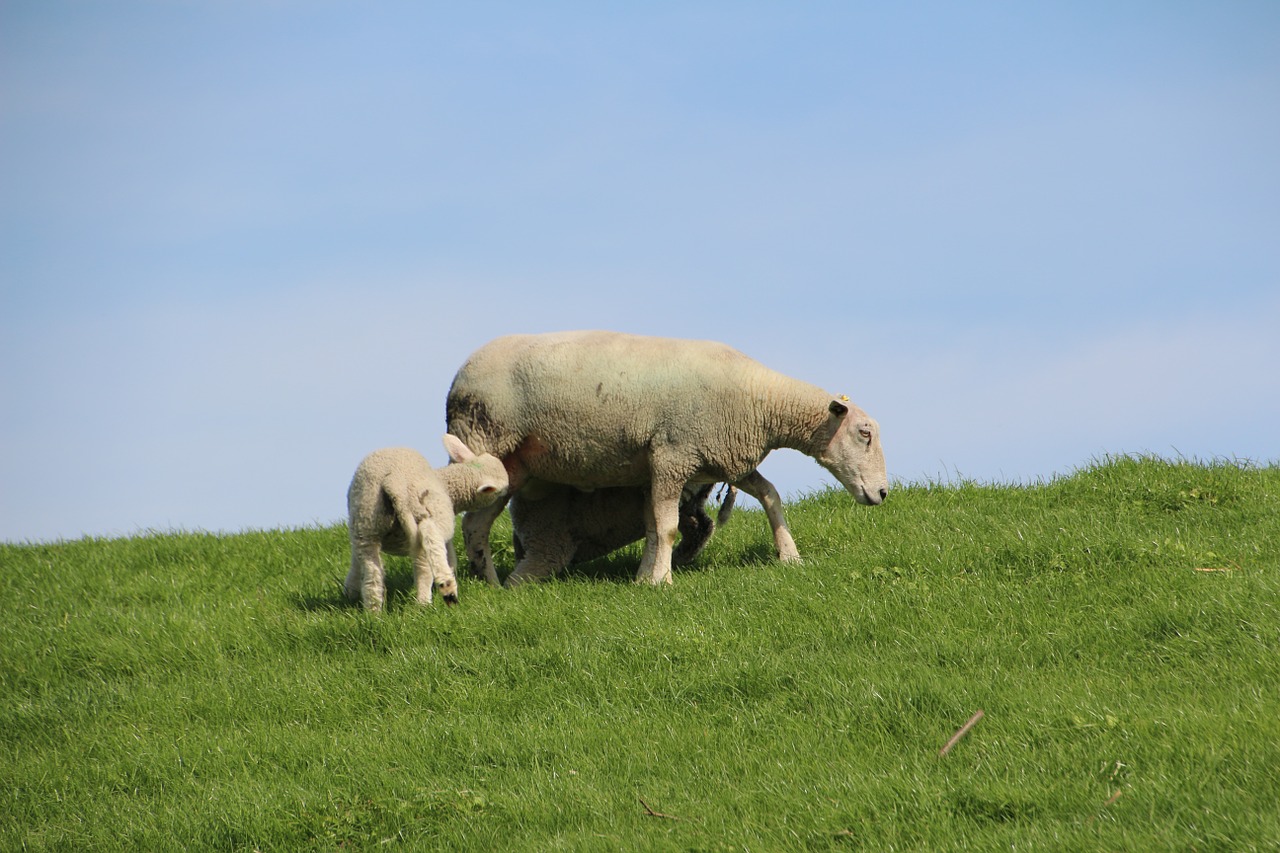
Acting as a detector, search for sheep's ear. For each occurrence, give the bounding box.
[442,434,475,463]
[829,398,849,417]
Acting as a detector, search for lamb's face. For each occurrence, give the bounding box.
[817,402,888,506]
[469,454,510,507]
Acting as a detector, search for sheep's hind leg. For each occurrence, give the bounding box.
[461,498,508,587]
[413,529,457,606]
[348,539,387,611]
[344,547,363,603]
[635,485,680,586]
[442,536,461,604]
[735,470,801,563]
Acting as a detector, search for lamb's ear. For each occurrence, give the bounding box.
[442,433,475,463]
[829,398,850,417]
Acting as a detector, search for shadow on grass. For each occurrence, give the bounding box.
[294,541,780,608]
[503,541,774,585]
[290,561,421,612]
[291,581,355,612]
[721,542,786,568]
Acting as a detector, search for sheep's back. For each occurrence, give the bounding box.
[446,331,765,484]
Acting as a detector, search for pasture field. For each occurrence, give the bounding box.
[3,456,1278,851]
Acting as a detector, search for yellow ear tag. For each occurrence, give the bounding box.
[840,395,849,402]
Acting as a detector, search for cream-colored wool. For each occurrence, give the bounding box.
[344,435,507,611]
[446,331,887,586]
[505,482,737,587]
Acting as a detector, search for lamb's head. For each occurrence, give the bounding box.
[441,433,509,511]
[814,398,888,506]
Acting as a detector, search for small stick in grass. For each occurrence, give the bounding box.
[1088,788,1126,824]
[939,709,985,757]
[639,796,680,820]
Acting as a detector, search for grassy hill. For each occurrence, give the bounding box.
[3,456,1278,850]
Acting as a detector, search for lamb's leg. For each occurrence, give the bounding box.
[440,522,460,601]
[672,484,716,566]
[348,538,387,611]
[344,540,364,603]
[635,483,681,586]
[413,524,458,606]
[503,558,549,588]
[735,470,802,563]
[505,527,573,588]
[445,533,459,576]
[461,496,509,587]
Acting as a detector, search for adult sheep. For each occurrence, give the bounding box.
[445,330,888,586]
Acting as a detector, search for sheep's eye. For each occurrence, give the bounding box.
[858,428,873,442]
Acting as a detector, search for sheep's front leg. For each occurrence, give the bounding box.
[736,470,801,563]
[347,537,388,611]
[413,524,458,606]
[461,497,508,587]
[635,483,681,586]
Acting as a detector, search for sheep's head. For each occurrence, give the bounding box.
[815,398,888,506]
[442,433,509,510]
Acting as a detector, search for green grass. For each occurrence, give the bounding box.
[3,455,1279,851]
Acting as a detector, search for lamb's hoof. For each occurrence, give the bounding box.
[436,579,459,603]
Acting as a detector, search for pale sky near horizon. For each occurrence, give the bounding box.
[3,2,1278,543]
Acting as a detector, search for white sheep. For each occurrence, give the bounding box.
[345,435,508,611]
[445,331,887,586]
[505,482,738,587]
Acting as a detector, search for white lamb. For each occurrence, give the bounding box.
[505,482,738,587]
[445,330,888,587]
[345,435,508,611]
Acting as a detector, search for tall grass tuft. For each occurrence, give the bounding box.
[3,455,1278,850]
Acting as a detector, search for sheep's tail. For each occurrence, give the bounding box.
[715,484,738,527]
[386,486,426,551]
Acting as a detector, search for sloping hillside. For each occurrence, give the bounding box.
[3,456,1278,850]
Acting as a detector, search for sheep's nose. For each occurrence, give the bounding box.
[878,487,889,502]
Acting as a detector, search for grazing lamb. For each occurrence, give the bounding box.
[345,435,508,611]
[445,330,887,587]
[505,482,738,587]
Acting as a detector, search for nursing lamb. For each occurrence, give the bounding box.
[445,331,887,586]
[345,435,507,611]
[505,482,737,587]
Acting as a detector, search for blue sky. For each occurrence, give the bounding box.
[3,2,1277,543]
